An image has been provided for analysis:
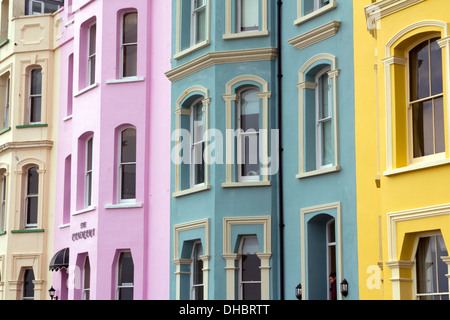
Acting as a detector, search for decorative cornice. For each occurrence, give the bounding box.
[166,47,278,82]
[288,21,341,51]
[365,0,426,36]
[0,140,53,153]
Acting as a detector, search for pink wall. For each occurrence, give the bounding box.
[53,0,171,300]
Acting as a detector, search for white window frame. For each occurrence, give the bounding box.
[85,137,93,208]
[190,241,204,300]
[190,98,206,189]
[24,166,38,229]
[28,68,42,124]
[0,172,6,232]
[82,256,90,300]
[315,66,333,170]
[295,0,337,26]
[4,76,10,129]
[116,251,134,300]
[237,87,260,183]
[191,0,206,46]
[28,0,62,15]
[406,37,445,165]
[87,23,96,86]
[120,11,138,79]
[238,236,261,300]
[118,127,136,203]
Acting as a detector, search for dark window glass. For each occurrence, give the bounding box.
[23,269,35,299]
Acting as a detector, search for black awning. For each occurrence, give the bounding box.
[49,248,69,271]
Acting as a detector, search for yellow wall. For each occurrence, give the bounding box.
[355,0,450,300]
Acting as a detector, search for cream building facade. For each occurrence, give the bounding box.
[0,0,61,300]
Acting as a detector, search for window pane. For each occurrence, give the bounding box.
[32,2,43,15]
[26,197,38,225]
[123,12,138,44]
[118,252,134,285]
[321,119,333,166]
[194,142,205,185]
[241,0,259,31]
[242,283,261,300]
[413,100,434,158]
[86,138,93,171]
[434,97,445,154]
[118,287,133,300]
[193,286,204,300]
[27,167,39,195]
[242,134,259,177]
[23,269,35,299]
[242,254,261,282]
[30,97,41,123]
[30,69,42,95]
[44,3,61,14]
[193,244,203,285]
[84,258,91,289]
[241,89,259,131]
[89,25,96,56]
[410,40,430,101]
[88,57,96,85]
[193,102,204,143]
[121,129,136,163]
[196,8,206,44]
[319,72,330,119]
[85,172,92,206]
[123,45,137,78]
[437,235,449,295]
[430,38,443,96]
[121,164,136,200]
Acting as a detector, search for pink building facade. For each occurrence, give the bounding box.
[51,0,171,300]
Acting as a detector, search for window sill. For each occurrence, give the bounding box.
[294,1,337,26]
[11,229,45,233]
[173,40,210,60]
[74,83,98,98]
[0,127,11,135]
[63,115,72,122]
[296,165,341,179]
[384,158,450,176]
[104,202,143,209]
[172,184,211,198]
[59,223,70,229]
[223,30,269,40]
[16,123,48,129]
[222,181,271,188]
[72,206,96,216]
[106,77,145,85]
[0,231,6,236]
[0,39,9,48]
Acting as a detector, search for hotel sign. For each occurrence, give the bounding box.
[72,221,96,242]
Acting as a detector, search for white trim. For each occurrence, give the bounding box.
[74,82,98,97]
[106,77,145,85]
[72,206,96,216]
[289,21,341,51]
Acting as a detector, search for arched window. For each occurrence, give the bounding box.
[415,234,448,300]
[237,87,260,182]
[409,37,444,160]
[190,98,205,188]
[190,241,204,300]
[0,169,6,232]
[25,166,39,228]
[85,136,93,208]
[22,268,35,300]
[239,236,261,300]
[29,68,42,124]
[119,128,136,202]
[116,251,134,300]
[121,11,138,78]
[82,256,90,300]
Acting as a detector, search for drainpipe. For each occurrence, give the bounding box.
[276,0,285,301]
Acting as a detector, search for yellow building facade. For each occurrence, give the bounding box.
[0,1,60,300]
[355,0,450,300]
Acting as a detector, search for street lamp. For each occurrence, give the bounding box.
[49,286,58,300]
[340,279,348,297]
[295,283,302,300]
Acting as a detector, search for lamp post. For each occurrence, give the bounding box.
[49,286,58,300]
[295,283,302,300]
[340,279,348,298]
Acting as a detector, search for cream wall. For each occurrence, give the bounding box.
[0,4,60,300]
